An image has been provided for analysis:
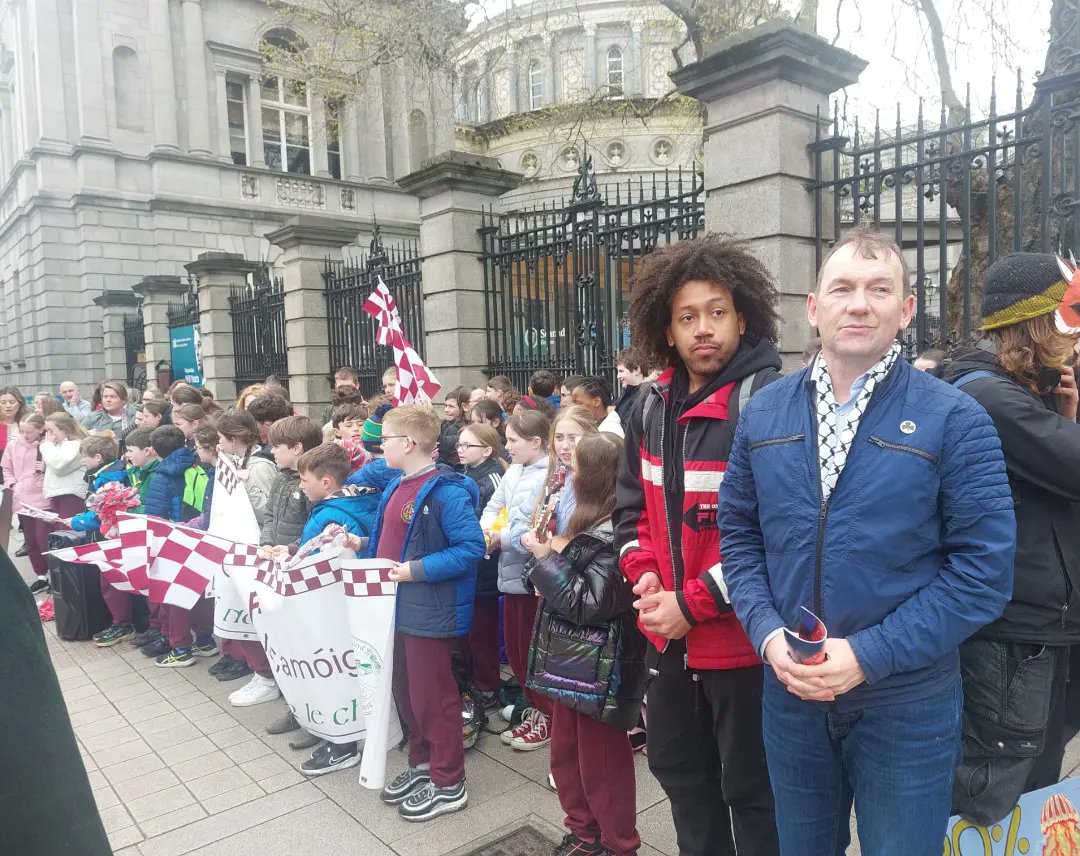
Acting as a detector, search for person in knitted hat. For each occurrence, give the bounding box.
[941,251,1080,826]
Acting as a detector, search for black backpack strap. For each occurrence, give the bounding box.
[728,368,773,426]
[951,370,994,389]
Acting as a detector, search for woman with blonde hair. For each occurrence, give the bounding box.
[234,383,266,411]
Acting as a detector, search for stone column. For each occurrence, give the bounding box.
[245,74,265,167]
[363,68,389,182]
[672,20,865,361]
[583,25,596,92]
[0,90,13,176]
[398,152,522,394]
[630,23,644,96]
[12,0,36,153]
[93,290,141,383]
[185,252,262,402]
[384,64,408,180]
[181,0,212,156]
[30,0,68,147]
[131,276,190,391]
[71,0,109,144]
[149,0,179,152]
[506,45,518,114]
[265,217,360,417]
[342,99,362,181]
[214,69,231,161]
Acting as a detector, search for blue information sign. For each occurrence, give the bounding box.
[169,325,203,387]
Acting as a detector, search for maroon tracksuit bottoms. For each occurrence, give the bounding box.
[392,632,465,788]
[550,700,640,856]
[503,593,551,717]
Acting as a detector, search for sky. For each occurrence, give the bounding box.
[465,0,1057,128]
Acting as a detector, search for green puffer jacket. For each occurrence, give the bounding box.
[525,522,647,730]
[259,468,310,548]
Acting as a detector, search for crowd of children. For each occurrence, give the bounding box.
[8,355,651,847]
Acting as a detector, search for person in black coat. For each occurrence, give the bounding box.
[614,347,650,425]
[941,252,1080,826]
[458,424,505,710]
[0,547,112,855]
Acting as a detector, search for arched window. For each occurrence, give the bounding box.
[113,46,144,130]
[606,46,624,93]
[409,110,429,172]
[528,60,543,110]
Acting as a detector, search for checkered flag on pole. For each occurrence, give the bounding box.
[361,275,440,405]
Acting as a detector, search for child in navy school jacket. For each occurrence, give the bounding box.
[366,406,485,823]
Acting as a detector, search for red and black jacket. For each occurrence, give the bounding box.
[613,340,781,670]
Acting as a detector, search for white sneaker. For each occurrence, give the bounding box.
[228,674,281,708]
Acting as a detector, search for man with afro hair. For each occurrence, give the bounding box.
[613,234,782,856]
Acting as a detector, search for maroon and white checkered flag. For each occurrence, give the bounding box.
[362,276,440,405]
[257,550,341,598]
[362,278,403,347]
[342,560,397,598]
[216,459,240,496]
[142,516,245,609]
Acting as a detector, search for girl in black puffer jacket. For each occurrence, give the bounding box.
[522,433,645,856]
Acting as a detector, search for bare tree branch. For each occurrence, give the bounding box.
[911,0,968,124]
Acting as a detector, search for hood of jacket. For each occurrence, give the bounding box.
[346,457,401,493]
[157,446,195,478]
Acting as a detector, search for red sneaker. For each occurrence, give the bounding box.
[500,707,536,746]
[512,710,550,751]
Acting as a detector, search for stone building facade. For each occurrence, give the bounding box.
[454,0,703,210]
[0,0,454,392]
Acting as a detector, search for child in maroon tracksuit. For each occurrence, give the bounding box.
[368,406,486,823]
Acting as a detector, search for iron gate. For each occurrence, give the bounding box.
[324,225,425,398]
[479,152,705,392]
[122,307,146,391]
[807,6,1080,356]
[229,270,288,394]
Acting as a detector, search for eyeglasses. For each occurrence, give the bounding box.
[456,443,487,450]
[381,434,410,442]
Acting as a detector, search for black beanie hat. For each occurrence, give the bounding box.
[981,252,1068,331]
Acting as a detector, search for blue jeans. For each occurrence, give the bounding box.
[762,675,962,856]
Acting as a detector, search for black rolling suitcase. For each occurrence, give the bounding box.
[46,530,111,641]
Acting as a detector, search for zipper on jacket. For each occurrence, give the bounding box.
[867,436,938,464]
[749,434,805,451]
[1052,530,1072,630]
[657,390,680,594]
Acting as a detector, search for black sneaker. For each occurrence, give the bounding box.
[380,766,431,805]
[156,647,195,668]
[208,654,236,676]
[94,624,135,648]
[471,688,498,711]
[15,544,29,558]
[192,635,219,658]
[140,636,169,658]
[552,833,608,856]
[29,578,50,594]
[214,657,253,682]
[131,627,161,647]
[300,741,360,777]
[398,779,468,822]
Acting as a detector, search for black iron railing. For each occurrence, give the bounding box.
[807,4,1080,357]
[479,151,704,391]
[229,271,288,394]
[324,225,425,398]
[122,307,146,391]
